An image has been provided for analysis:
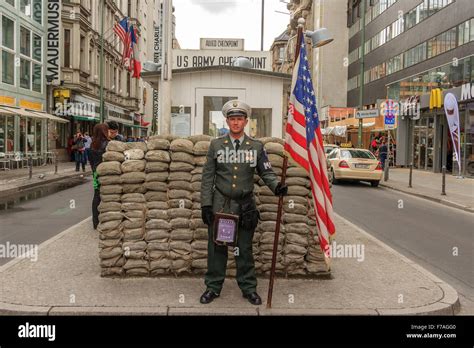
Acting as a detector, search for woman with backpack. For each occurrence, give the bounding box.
[89,123,109,230]
[73,132,87,172]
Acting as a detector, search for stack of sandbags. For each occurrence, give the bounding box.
[189,135,212,274]
[121,142,149,276]
[167,138,196,274]
[305,200,329,273]
[97,140,126,277]
[144,138,171,276]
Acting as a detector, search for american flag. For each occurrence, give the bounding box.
[284,40,335,259]
[113,17,129,44]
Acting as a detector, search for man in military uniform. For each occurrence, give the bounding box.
[200,100,288,305]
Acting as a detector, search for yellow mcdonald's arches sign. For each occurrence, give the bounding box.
[429,88,442,109]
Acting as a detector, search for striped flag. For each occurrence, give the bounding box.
[284,40,335,260]
[113,17,129,44]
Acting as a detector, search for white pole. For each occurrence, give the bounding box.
[159,0,173,135]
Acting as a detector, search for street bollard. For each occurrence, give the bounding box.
[408,163,413,188]
[54,153,58,174]
[384,158,389,181]
[28,155,33,180]
[441,165,446,195]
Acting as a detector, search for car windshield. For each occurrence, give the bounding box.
[340,150,375,159]
[325,146,336,154]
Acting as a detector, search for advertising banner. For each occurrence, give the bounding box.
[444,93,462,173]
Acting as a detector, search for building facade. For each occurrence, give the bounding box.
[52,0,158,156]
[270,0,349,132]
[347,0,474,175]
[0,0,65,157]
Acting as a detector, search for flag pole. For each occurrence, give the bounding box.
[99,0,105,123]
[266,18,305,309]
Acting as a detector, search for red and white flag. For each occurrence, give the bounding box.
[284,40,335,261]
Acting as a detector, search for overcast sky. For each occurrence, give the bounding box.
[173,0,291,51]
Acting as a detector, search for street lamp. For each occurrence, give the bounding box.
[305,28,334,48]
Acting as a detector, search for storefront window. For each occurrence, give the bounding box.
[203,96,237,137]
[19,118,26,153]
[36,120,42,152]
[27,118,35,152]
[249,108,272,138]
[7,116,14,152]
[0,115,5,153]
[466,103,474,176]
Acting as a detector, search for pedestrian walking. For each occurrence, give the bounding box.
[378,141,388,169]
[83,132,92,165]
[73,132,86,172]
[200,100,288,306]
[89,123,109,230]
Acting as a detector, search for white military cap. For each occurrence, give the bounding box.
[222,100,251,118]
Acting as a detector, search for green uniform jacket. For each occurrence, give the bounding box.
[201,134,279,214]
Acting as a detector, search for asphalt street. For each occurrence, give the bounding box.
[0,177,94,266]
[331,181,474,314]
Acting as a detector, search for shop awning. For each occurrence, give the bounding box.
[72,115,100,122]
[0,106,43,118]
[0,107,15,115]
[30,111,69,123]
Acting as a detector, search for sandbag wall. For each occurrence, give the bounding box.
[97,136,328,277]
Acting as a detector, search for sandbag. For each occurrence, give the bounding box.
[124,149,145,160]
[145,172,168,182]
[106,140,127,152]
[144,181,168,192]
[98,175,122,186]
[145,150,171,162]
[121,160,146,173]
[146,139,170,151]
[145,162,169,173]
[193,141,210,155]
[126,142,148,152]
[121,172,146,184]
[171,152,195,165]
[170,162,194,172]
[97,161,122,176]
[103,151,125,162]
[170,139,194,154]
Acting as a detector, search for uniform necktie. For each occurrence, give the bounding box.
[234,139,240,151]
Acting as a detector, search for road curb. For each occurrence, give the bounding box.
[379,182,474,214]
[334,213,460,316]
[0,171,92,197]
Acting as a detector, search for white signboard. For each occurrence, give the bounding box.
[200,38,244,50]
[171,113,191,137]
[46,0,61,82]
[174,49,272,71]
[355,109,379,119]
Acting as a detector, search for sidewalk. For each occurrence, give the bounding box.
[0,214,460,315]
[0,162,92,197]
[380,168,474,213]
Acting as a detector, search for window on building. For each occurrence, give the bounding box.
[20,26,31,57]
[427,27,456,58]
[20,0,32,17]
[1,51,14,85]
[32,0,42,24]
[32,63,41,92]
[80,35,86,71]
[64,29,71,68]
[5,0,15,7]
[278,47,284,62]
[2,15,15,50]
[20,58,31,89]
[32,33,41,61]
[458,18,474,46]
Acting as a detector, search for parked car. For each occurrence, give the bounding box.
[327,148,383,187]
[324,144,339,155]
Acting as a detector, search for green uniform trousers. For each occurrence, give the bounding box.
[205,223,257,295]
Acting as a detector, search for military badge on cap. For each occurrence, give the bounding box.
[222,99,251,118]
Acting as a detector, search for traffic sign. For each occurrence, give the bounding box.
[355,109,379,119]
[381,99,398,130]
